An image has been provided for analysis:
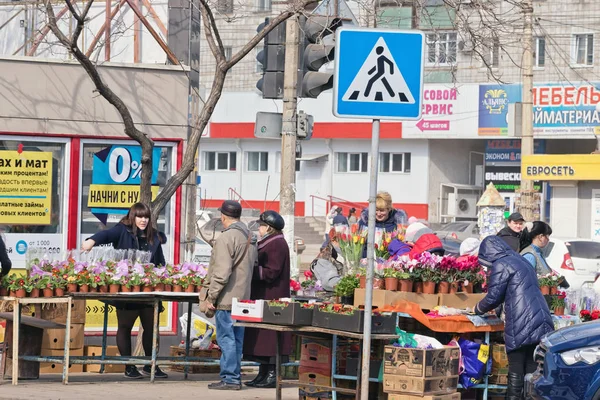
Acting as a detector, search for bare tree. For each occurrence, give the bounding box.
[43,0,316,221]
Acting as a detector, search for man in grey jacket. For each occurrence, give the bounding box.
[201,200,257,390]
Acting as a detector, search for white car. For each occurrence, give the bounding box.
[435,221,479,241]
[542,238,600,290]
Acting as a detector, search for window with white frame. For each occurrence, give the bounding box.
[535,37,545,68]
[379,152,411,173]
[256,0,271,12]
[337,152,368,173]
[204,151,237,171]
[572,34,594,66]
[482,37,500,68]
[247,151,268,172]
[425,32,457,65]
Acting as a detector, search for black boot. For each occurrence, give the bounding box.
[506,372,524,400]
[255,364,276,389]
[244,364,268,387]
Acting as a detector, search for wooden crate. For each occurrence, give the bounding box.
[168,346,221,374]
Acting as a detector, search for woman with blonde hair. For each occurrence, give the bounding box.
[357,191,408,256]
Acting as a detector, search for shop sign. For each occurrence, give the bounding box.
[88,145,161,224]
[403,84,480,138]
[484,165,541,192]
[484,139,546,163]
[3,233,63,269]
[479,83,600,137]
[522,155,600,180]
[592,189,600,241]
[84,299,174,334]
[0,150,53,225]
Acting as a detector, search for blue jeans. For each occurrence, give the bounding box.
[215,310,245,384]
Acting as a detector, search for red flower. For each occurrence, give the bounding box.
[592,311,600,321]
[290,280,301,292]
[304,270,313,279]
[351,224,358,234]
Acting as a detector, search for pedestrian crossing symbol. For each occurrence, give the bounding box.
[333,28,425,120]
[342,37,415,104]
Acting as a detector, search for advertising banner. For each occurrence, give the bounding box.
[479,83,600,138]
[592,189,600,241]
[402,84,480,138]
[0,150,53,225]
[485,139,546,163]
[88,145,161,224]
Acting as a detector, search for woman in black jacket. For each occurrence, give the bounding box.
[475,236,554,400]
[0,234,12,278]
[82,202,168,380]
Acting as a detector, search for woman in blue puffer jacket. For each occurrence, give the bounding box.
[475,236,553,400]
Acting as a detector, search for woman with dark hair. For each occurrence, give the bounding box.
[0,233,12,278]
[81,202,168,380]
[347,208,357,224]
[475,236,554,400]
[243,210,291,389]
[519,221,553,275]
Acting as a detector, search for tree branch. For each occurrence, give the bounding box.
[198,0,225,58]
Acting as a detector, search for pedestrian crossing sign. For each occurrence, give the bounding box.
[333,28,425,120]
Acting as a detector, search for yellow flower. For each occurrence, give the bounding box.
[67,276,77,283]
[353,236,359,243]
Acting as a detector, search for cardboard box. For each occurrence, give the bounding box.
[231,298,264,322]
[262,302,313,326]
[488,374,508,385]
[41,300,87,324]
[40,348,84,374]
[42,323,85,350]
[354,289,439,310]
[83,345,125,373]
[384,346,460,378]
[168,346,221,373]
[491,344,509,376]
[300,338,332,373]
[299,366,332,394]
[438,294,486,309]
[312,308,396,334]
[383,374,459,396]
[388,393,461,400]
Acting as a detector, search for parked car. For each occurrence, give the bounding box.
[435,222,479,241]
[543,238,600,289]
[441,237,462,257]
[527,321,600,400]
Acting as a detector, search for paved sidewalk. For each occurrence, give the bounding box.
[0,372,299,400]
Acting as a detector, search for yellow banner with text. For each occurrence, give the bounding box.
[522,154,600,181]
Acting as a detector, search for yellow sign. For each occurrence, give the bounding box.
[87,185,159,208]
[0,150,53,225]
[522,154,600,180]
[84,300,172,333]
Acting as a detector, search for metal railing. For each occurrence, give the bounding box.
[309,194,366,217]
[227,187,259,212]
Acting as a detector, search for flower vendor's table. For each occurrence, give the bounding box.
[1,292,261,386]
[234,321,400,400]
[0,295,73,385]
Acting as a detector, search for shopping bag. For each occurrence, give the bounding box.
[457,338,489,389]
[180,312,217,344]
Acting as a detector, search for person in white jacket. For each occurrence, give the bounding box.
[324,207,340,241]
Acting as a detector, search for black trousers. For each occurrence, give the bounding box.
[507,344,538,380]
[116,308,156,368]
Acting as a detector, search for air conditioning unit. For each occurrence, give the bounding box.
[458,39,474,52]
[447,192,478,218]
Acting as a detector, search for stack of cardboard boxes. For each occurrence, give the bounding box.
[299,337,333,399]
[40,300,86,374]
[383,345,461,400]
[489,344,508,385]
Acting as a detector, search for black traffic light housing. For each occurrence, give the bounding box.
[256,18,287,99]
[298,15,342,99]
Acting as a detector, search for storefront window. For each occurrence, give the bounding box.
[0,138,67,268]
[79,143,175,249]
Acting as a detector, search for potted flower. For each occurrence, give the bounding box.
[54,275,67,296]
[334,274,360,304]
[7,274,27,298]
[538,274,552,295]
[396,271,412,292]
[383,267,398,291]
[436,255,455,294]
[551,291,566,316]
[416,252,439,294]
[373,260,386,289]
[549,272,562,295]
[129,273,142,292]
[357,267,367,289]
[39,276,54,297]
[290,279,301,294]
[26,276,40,298]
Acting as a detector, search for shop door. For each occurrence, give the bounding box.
[551,185,578,238]
[299,158,329,216]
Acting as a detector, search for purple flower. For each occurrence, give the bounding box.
[132,263,145,276]
[30,264,50,277]
[90,263,106,275]
[74,262,87,274]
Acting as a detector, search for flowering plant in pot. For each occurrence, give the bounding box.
[551,291,567,315]
[436,255,456,294]
[6,274,27,297]
[415,252,440,294]
[25,276,41,298]
[290,279,301,293]
[580,309,600,322]
[383,267,399,291]
[456,255,481,293]
[537,273,552,295]
[301,270,323,296]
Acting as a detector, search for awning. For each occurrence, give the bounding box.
[296,154,329,161]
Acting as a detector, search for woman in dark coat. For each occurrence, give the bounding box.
[243,210,291,389]
[81,202,168,380]
[475,236,554,400]
[0,234,12,278]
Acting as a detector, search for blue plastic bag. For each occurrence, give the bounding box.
[457,338,490,389]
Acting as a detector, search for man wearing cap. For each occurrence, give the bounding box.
[201,200,257,390]
[497,212,525,252]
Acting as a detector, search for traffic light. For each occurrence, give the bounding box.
[298,15,342,99]
[256,18,286,99]
[296,110,314,140]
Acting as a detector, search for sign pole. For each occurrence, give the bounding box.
[360,118,380,400]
